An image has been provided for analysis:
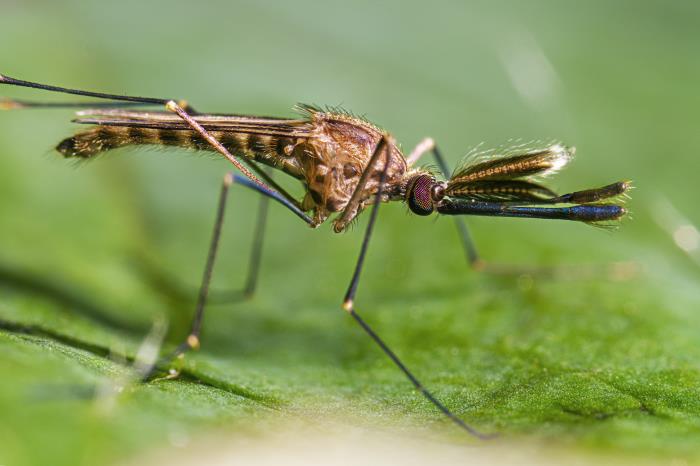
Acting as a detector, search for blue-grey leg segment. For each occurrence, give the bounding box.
[232,174,312,225]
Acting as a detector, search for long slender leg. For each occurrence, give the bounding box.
[2,98,199,114]
[242,190,269,296]
[0,74,267,189]
[0,73,170,105]
[137,181,271,306]
[0,98,156,110]
[407,138,482,268]
[164,101,275,189]
[136,169,276,306]
[0,74,314,210]
[207,176,270,304]
[334,135,394,233]
[146,172,311,377]
[239,158,303,212]
[429,144,484,267]
[341,137,489,439]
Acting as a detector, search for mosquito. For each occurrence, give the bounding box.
[0,73,630,439]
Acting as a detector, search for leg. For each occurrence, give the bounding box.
[333,134,395,233]
[1,97,158,110]
[136,184,271,306]
[145,172,311,377]
[428,143,486,268]
[342,137,490,439]
[407,138,482,268]
[137,173,277,306]
[0,74,267,189]
[242,190,269,296]
[165,101,276,190]
[207,178,270,303]
[0,73,169,105]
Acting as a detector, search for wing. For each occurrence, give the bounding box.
[72,109,314,138]
[57,109,314,185]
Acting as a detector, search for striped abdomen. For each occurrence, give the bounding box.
[56,126,302,176]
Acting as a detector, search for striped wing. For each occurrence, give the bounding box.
[57,109,315,184]
[72,109,314,138]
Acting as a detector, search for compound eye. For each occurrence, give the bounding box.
[407,175,435,216]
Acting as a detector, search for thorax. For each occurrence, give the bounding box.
[291,112,407,228]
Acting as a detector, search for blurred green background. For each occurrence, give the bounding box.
[1,0,699,465]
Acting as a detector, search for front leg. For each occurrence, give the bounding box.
[333,135,396,233]
[407,138,482,268]
[339,136,489,438]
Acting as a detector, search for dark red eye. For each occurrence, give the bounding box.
[407,174,435,216]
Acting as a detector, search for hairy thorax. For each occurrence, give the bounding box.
[292,111,407,230]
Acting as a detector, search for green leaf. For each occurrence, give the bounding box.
[1,1,699,465]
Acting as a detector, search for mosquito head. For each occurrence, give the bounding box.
[405,174,445,216]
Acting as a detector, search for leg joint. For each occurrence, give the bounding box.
[186,334,200,350]
[223,171,234,187]
[341,299,354,313]
[165,100,179,112]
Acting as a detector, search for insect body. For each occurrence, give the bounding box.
[0,74,630,439]
[57,105,409,230]
[52,105,626,231]
[57,106,408,231]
